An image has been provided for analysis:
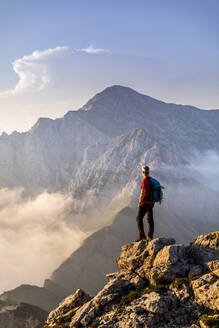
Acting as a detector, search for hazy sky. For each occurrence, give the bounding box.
[1,0,219,133]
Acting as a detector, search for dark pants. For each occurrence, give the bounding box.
[136,203,154,238]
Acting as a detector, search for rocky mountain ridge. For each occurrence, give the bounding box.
[43,231,219,328]
[0,281,68,312]
[0,85,219,196]
[0,300,48,328]
[0,85,218,232]
[1,85,219,324]
[76,85,219,159]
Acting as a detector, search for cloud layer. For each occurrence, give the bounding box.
[0,188,86,293]
[191,150,219,192]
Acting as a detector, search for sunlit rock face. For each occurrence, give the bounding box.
[43,231,219,328]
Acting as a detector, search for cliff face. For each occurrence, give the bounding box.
[43,231,219,328]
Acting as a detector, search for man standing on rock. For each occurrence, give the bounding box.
[135,165,161,242]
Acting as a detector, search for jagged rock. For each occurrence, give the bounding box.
[188,265,205,280]
[199,314,219,328]
[116,240,148,271]
[116,238,176,272]
[139,262,189,285]
[69,279,133,327]
[188,231,219,264]
[204,260,219,272]
[136,291,177,314]
[169,277,191,302]
[43,232,219,328]
[106,271,146,290]
[192,232,219,250]
[153,244,187,266]
[132,243,189,285]
[45,289,91,326]
[106,272,121,281]
[144,237,176,257]
[191,269,219,310]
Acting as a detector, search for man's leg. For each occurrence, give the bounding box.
[136,205,147,238]
[146,204,154,239]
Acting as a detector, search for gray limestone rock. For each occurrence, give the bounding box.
[191,269,219,310]
[188,231,219,264]
[136,292,177,314]
[116,238,176,272]
[44,231,219,328]
[46,289,91,326]
[153,244,187,266]
[116,240,148,271]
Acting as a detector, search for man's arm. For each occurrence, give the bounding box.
[138,188,145,207]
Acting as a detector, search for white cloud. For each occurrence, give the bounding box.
[0,46,69,98]
[80,44,110,54]
[0,45,110,99]
[191,150,219,192]
[0,188,86,293]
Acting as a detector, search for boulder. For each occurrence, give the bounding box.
[116,238,176,272]
[188,231,219,264]
[106,271,146,290]
[70,279,133,327]
[45,289,91,326]
[153,244,187,266]
[191,269,219,310]
[138,292,177,314]
[116,240,148,271]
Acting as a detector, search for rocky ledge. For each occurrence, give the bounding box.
[43,231,219,328]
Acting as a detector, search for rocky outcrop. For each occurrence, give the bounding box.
[43,231,219,328]
[46,289,91,326]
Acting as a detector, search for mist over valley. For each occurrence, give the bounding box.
[0,86,218,299]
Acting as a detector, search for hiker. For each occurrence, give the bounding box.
[135,165,161,242]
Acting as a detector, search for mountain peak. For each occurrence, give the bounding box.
[101,84,141,95]
[80,84,163,114]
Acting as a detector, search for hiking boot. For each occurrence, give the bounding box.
[135,236,146,242]
[146,236,152,242]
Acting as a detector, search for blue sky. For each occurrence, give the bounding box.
[1,0,219,133]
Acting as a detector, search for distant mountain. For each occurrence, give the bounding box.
[0,281,68,312]
[1,85,219,313]
[0,114,111,194]
[0,85,218,195]
[76,85,219,159]
[0,300,48,328]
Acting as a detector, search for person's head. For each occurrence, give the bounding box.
[142,165,150,177]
